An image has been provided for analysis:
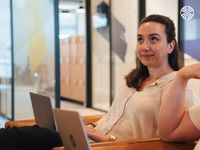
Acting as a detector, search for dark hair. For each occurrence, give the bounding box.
[125,14,181,89]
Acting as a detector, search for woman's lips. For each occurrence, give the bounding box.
[140,54,154,59]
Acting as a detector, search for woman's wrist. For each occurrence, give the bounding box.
[108,135,117,141]
[175,72,188,87]
[105,134,117,141]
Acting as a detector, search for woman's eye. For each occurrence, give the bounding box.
[150,37,158,43]
[137,37,143,43]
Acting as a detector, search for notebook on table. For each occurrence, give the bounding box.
[53,109,91,150]
[30,92,56,131]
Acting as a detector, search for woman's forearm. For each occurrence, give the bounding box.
[158,72,188,140]
[158,63,200,141]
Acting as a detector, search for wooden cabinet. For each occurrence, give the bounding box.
[60,36,86,102]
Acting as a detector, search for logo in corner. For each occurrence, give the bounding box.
[180,6,194,20]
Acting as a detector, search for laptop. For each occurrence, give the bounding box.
[53,109,91,150]
[30,92,56,131]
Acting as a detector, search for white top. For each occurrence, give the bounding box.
[194,139,200,150]
[95,71,198,140]
[189,105,200,130]
[188,101,200,150]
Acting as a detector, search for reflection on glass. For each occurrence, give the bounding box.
[91,0,110,111]
[92,1,109,29]
[112,0,138,97]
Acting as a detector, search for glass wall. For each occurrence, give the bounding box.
[0,0,12,119]
[12,0,56,119]
[91,0,110,110]
[91,0,138,111]
[111,0,138,101]
[59,0,86,104]
[1,0,200,120]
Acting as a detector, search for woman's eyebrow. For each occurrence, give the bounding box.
[137,33,161,37]
[149,33,161,37]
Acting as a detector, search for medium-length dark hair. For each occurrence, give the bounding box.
[125,14,182,89]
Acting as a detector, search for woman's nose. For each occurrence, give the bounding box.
[142,42,150,51]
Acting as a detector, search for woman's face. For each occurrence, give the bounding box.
[136,22,174,68]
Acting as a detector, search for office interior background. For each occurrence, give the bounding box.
[0,0,199,121]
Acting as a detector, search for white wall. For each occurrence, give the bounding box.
[146,0,178,37]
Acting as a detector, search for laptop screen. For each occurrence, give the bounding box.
[53,109,91,150]
[30,92,56,131]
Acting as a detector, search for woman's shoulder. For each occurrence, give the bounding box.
[156,71,177,88]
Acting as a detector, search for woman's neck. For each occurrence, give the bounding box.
[147,66,174,80]
[137,68,173,92]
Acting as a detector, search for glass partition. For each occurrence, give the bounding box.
[91,0,110,110]
[0,0,12,119]
[13,0,56,119]
[59,0,86,103]
[91,0,139,110]
[111,0,138,101]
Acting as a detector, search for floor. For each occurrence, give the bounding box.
[60,101,105,116]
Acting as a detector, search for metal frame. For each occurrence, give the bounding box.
[85,0,92,107]
[10,0,14,120]
[109,0,113,106]
[138,0,146,23]
[54,0,61,108]
[178,1,185,64]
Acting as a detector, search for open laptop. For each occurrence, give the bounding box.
[30,92,56,131]
[53,109,91,150]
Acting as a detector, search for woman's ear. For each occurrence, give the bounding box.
[168,40,175,54]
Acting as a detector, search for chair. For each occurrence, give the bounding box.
[5,119,36,127]
[5,114,104,128]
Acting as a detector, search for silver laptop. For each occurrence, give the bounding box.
[30,92,56,131]
[53,109,91,150]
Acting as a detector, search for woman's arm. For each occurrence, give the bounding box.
[158,63,200,142]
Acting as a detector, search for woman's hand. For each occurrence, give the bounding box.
[177,63,200,81]
[86,125,110,142]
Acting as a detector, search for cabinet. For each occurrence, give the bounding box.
[60,36,86,102]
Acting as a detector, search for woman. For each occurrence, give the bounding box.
[87,14,199,142]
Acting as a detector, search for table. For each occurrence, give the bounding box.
[52,138,196,150]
